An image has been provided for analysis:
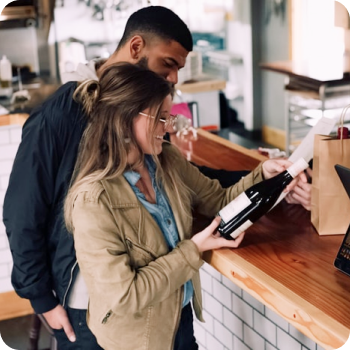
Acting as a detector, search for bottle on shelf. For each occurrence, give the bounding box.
[217,157,309,240]
[0,55,13,98]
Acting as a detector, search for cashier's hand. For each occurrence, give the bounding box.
[191,216,245,252]
[262,159,308,193]
[42,304,76,342]
[285,168,312,211]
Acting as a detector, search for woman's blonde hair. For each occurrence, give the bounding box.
[64,62,193,232]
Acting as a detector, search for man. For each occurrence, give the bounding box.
[3,5,311,350]
[3,6,194,350]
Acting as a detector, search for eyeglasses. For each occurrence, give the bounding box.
[139,112,178,130]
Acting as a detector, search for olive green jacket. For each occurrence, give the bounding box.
[72,145,263,350]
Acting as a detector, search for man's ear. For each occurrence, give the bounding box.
[129,35,146,61]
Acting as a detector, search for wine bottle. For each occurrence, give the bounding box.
[218,157,308,240]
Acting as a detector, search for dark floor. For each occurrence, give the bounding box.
[0,126,271,350]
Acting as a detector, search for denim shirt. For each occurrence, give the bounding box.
[124,156,193,307]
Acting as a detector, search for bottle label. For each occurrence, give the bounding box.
[230,220,253,239]
[287,158,308,178]
[218,192,252,223]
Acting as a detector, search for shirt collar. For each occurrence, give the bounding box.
[124,155,156,186]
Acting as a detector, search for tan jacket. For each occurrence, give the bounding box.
[72,145,263,350]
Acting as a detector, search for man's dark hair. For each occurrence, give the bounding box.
[117,6,193,52]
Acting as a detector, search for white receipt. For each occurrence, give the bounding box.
[288,116,337,163]
[275,116,337,206]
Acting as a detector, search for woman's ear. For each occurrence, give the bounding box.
[129,35,145,61]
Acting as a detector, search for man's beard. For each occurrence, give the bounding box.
[136,56,149,69]
[136,56,175,88]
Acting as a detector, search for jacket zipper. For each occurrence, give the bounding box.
[102,310,112,324]
[62,260,78,307]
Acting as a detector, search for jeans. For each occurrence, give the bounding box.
[174,303,198,350]
[52,307,103,350]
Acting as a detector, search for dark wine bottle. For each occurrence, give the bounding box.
[218,158,308,240]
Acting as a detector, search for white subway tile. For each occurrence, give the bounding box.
[243,324,265,350]
[0,222,6,236]
[231,293,253,327]
[266,342,278,350]
[205,293,223,322]
[0,129,10,144]
[277,328,302,350]
[222,275,242,297]
[265,306,289,332]
[194,321,206,348]
[223,307,243,339]
[233,336,250,350]
[201,309,214,333]
[214,319,233,350]
[7,260,13,275]
[206,333,225,350]
[0,160,14,175]
[9,127,22,143]
[202,262,222,282]
[289,324,316,350]
[0,190,5,206]
[0,235,9,250]
[0,248,12,264]
[0,144,19,160]
[0,277,13,293]
[1,174,9,191]
[199,268,213,295]
[242,290,265,314]
[213,279,232,309]
[253,310,276,346]
[0,264,9,278]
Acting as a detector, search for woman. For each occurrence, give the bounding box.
[64,62,299,350]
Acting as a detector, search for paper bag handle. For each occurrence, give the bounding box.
[338,104,350,155]
[339,104,350,141]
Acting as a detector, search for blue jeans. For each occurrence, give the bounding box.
[52,307,102,350]
[174,303,198,350]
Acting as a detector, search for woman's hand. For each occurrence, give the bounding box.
[262,159,308,193]
[191,217,245,253]
[262,159,291,180]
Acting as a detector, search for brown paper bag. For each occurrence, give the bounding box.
[311,107,350,235]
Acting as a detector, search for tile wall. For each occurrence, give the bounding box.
[0,124,22,293]
[194,263,327,350]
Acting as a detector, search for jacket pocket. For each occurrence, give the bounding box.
[125,238,156,268]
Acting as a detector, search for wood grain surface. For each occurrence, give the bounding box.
[173,129,350,350]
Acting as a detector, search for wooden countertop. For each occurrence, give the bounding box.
[172,129,350,350]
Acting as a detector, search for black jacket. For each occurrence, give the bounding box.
[3,81,86,314]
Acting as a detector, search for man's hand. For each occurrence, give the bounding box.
[42,304,76,342]
[285,168,313,210]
